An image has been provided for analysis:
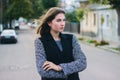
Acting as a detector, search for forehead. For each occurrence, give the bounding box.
[54,13,65,19]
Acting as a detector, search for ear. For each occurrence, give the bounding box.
[47,22,51,27]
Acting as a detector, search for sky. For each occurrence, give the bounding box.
[61,0,80,12]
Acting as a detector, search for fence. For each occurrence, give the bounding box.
[64,22,80,34]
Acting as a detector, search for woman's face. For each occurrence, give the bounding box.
[48,13,66,33]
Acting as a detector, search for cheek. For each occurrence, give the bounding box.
[51,25,59,30]
[51,23,59,30]
[48,23,57,30]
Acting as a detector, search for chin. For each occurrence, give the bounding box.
[59,30,64,32]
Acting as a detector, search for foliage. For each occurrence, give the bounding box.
[66,11,78,22]
[78,37,84,41]
[6,0,34,19]
[66,8,84,22]
[89,0,120,9]
[78,37,109,46]
[112,48,120,52]
[87,39,97,43]
[95,40,109,46]
[2,0,34,25]
[89,0,109,4]
[1,0,60,29]
[86,39,109,46]
[100,16,104,25]
[30,0,44,18]
[41,0,59,10]
[76,8,84,21]
[108,0,120,9]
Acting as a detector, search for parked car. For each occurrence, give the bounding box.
[0,29,18,43]
[31,21,38,28]
[14,22,20,30]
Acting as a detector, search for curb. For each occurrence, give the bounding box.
[63,32,120,54]
[79,41,120,54]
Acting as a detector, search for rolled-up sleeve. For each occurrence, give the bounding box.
[59,35,87,75]
[35,38,66,78]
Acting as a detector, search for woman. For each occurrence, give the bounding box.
[35,7,87,80]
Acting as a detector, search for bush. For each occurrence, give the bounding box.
[95,40,109,46]
[112,48,120,52]
[87,39,97,43]
[78,37,84,41]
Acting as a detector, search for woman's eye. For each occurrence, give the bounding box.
[56,19,61,22]
[56,19,66,22]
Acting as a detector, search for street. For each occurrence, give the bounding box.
[0,26,120,80]
[80,42,120,80]
[0,27,40,80]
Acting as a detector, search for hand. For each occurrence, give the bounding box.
[42,61,62,71]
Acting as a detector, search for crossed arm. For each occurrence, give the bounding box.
[34,35,87,78]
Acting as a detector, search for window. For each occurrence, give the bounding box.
[106,15,109,27]
[86,14,88,25]
[94,13,96,26]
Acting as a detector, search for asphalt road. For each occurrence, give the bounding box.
[0,26,120,80]
[0,27,40,80]
[80,42,120,80]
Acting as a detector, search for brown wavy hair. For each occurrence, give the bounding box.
[36,7,65,36]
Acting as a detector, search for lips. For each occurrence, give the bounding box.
[60,26,65,29]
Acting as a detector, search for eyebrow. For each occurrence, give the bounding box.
[56,18,66,20]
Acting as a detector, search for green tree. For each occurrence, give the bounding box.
[2,0,11,28]
[66,10,79,22]
[41,0,59,10]
[7,0,33,19]
[66,8,84,22]
[2,0,34,28]
[90,0,108,4]
[76,8,84,22]
[100,15,105,41]
[30,0,44,19]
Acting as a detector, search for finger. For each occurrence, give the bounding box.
[42,61,49,68]
[43,65,51,71]
[46,66,52,71]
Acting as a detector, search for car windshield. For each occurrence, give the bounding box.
[2,30,15,35]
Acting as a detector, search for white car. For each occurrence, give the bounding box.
[14,22,20,30]
[31,21,38,28]
[0,29,18,43]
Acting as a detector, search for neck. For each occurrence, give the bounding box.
[50,31,60,40]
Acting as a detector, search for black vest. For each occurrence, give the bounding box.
[39,33,80,80]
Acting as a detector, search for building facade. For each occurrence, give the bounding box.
[81,4,119,42]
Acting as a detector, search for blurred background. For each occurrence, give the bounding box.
[0,0,120,80]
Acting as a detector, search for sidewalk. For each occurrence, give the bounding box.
[77,33,120,54]
[68,32,120,54]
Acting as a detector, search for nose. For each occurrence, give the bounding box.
[61,21,65,26]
